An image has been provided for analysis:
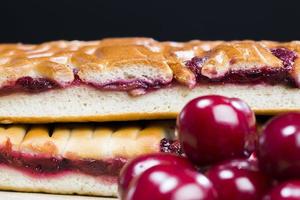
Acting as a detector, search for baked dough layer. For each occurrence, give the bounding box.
[0,165,118,197]
[0,84,299,123]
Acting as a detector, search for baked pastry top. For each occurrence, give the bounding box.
[0,38,299,95]
[0,122,177,196]
[0,122,173,160]
[0,122,176,178]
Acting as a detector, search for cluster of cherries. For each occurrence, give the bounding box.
[118,95,300,200]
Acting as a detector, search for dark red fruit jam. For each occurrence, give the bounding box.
[185,48,298,86]
[71,159,126,177]
[160,138,184,156]
[216,68,292,85]
[0,77,62,96]
[90,79,168,91]
[72,68,82,85]
[185,57,207,79]
[16,77,60,92]
[0,145,126,177]
[271,47,298,69]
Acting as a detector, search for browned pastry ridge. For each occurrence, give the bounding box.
[0,38,299,123]
[0,122,174,196]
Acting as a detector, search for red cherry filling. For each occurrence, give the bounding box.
[118,153,193,198]
[185,56,207,79]
[92,79,170,91]
[16,77,60,92]
[258,113,300,180]
[177,95,257,166]
[264,180,300,200]
[125,165,218,200]
[185,48,297,86]
[0,137,188,179]
[159,138,184,156]
[271,48,298,69]
[0,145,126,177]
[206,159,272,200]
[69,68,171,94]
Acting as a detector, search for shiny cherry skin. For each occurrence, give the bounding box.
[264,180,300,200]
[206,159,272,200]
[248,152,258,162]
[177,95,257,166]
[118,153,194,198]
[258,113,300,180]
[125,165,218,200]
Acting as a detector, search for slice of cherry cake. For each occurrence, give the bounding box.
[0,39,300,123]
[0,122,175,196]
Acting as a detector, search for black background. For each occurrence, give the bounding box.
[0,0,299,43]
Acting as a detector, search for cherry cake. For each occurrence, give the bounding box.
[1,38,300,199]
[0,38,300,124]
[0,122,175,196]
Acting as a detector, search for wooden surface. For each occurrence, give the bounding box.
[0,191,118,200]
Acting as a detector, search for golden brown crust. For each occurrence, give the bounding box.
[201,42,283,78]
[100,37,158,47]
[0,122,172,159]
[0,109,297,125]
[0,113,178,124]
[0,38,299,91]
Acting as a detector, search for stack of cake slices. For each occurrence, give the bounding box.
[0,37,299,197]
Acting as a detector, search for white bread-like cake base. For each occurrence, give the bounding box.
[0,84,299,123]
[0,165,118,197]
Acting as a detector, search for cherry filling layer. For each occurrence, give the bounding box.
[0,77,62,95]
[73,69,168,92]
[185,48,298,86]
[0,146,126,177]
[0,76,170,96]
[88,79,169,91]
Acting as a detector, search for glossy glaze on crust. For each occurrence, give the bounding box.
[0,123,172,177]
[0,38,299,95]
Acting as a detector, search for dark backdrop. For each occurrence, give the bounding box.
[0,0,299,43]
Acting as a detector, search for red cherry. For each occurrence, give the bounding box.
[125,165,218,200]
[177,95,257,166]
[206,159,272,200]
[248,152,258,162]
[118,153,194,198]
[258,113,300,179]
[264,180,300,200]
